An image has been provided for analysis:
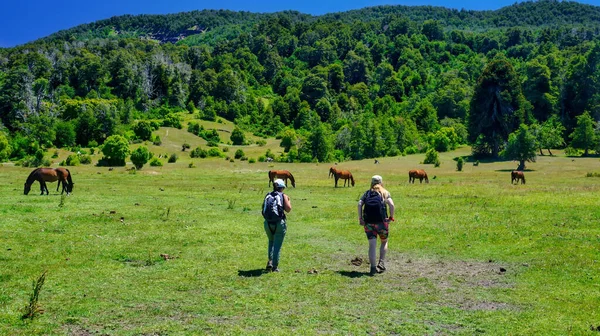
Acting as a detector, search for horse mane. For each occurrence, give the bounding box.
[25,168,41,184]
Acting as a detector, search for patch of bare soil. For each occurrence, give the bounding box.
[64,325,95,336]
[385,256,518,312]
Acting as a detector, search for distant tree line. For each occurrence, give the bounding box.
[1,0,600,164]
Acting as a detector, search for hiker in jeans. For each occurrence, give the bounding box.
[263,179,292,272]
[358,175,395,275]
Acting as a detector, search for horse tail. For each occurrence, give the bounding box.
[66,169,74,192]
[268,171,272,187]
[424,172,429,183]
[350,173,355,186]
[522,174,525,184]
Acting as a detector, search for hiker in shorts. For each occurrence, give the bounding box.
[358,175,395,276]
[262,179,292,272]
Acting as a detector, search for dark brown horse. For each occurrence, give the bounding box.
[55,168,75,194]
[408,169,429,184]
[511,170,525,184]
[329,166,338,178]
[268,170,296,188]
[334,170,355,187]
[24,168,74,195]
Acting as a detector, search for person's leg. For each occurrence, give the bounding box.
[377,222,389,272]
[271,220,287,270]
[368,238,377,275]
[264,221,275,270]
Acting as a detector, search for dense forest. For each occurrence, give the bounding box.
[1,0,600,165]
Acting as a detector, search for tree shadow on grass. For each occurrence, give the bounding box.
[237,269,265,277]
[337,270,371,278]
[495,169,535,172]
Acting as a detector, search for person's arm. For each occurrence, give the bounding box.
[357,200,365,226]
[386,197,395,221]
[283,193,292,213]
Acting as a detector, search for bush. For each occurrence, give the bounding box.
[234,149,245,159]
[222,147,229,152]
[190,147,208,158]
[230,127,246,145]
[207,140,219,147]
[208,148,222,157]
[258,156,266,162]
[64,154,80,166]
[424,148,440,165]
[182,143,191,151]
[51,151,59,158]
[152,136,162,146]
[248,158,256,163]
[130,146,152,170]
[168,153,178,163]
[79,154,92,165]
[240,156,248,161]
[404,146,419,155]
[149,157,163,166]
[89,148,95,155]
[162,113,183,129]
[100,135,130,166]
[565,147,581,157]
[257,140,267,147]
[456,157,464,171]
[188,162,196,168]
[88,140,98,148]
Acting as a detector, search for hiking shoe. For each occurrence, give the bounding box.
[272,268,280,273]
[377,260,386,273]
[369,267,377,276]
[266,260,273,272]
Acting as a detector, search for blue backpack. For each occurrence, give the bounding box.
[262,191,285,223]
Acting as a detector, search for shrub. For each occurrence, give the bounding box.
[257,140,267,147]
[188,162,196,168]
[208,148,222,157]
[240,156,248,161]
[207,140,219,147]
[162,113,182,129]
[404,146,419,155]
[149,157,163,166]
[258,156,266,162]
[130,146,152,170]
[424,148,440,165]
[248,158,256,163]
[182,143,191,151]
[100,135,130,166]
[473,160,480,166]
[190,147,208,158]
[152,135,162,146]
[51,151,59,158]
[230,127,246,145]
[229,158,235,162]
[456,157,464,171]
[88,140,98,148]
[168,153,178,163]
[234,149,245,159]
[89,148,95,155]
[222,147,229,152]
[64,154,80,166]
[79,154,92,165]
[565,147,581,156]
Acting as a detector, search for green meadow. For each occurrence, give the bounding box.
[1,145,600,335]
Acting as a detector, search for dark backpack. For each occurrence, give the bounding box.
[362,190,387,223]
[262,191,284,222]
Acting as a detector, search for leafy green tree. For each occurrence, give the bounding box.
[0,132,12,162]
[301,74,327,106]
[279,128,297,152]
[308,123,333,162]
[523,59,558,122]
[530,116,565,155]
[100,135,130,166]
[54,121,76,148]
[133,121,154,141]
[569,111,597,156]
[230,127,245,145]
[234,149,245,159]
[469,56,530,157]
[503,124,537,170]
[130,146,152,170]
[422,20,444,41]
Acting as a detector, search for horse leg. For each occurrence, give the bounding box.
[335,177,338,188]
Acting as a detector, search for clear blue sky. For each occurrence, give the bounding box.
[0,0,598,48]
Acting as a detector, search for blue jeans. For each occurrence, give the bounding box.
[264,219,287,268]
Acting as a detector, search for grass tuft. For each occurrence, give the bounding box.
[21,270,47,321]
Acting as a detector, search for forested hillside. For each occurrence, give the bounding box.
[1,0,600,165]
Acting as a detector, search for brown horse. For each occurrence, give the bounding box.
[511,170,525,184]
[268,170,296,188]
[329,166,338,178]
[334,170,355,187]
[55,168,75,194]
[408,169,429,184]
[24,168,74,195]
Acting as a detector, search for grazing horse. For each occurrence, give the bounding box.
[268,170,296,188]
[24,168,73,195]
[408,169,429,184]
[329,166,338,178]
[55,168,75,194]
[511,170,525,184]
[334,170,355,187]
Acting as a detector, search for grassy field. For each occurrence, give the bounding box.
[1,145,600,335]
